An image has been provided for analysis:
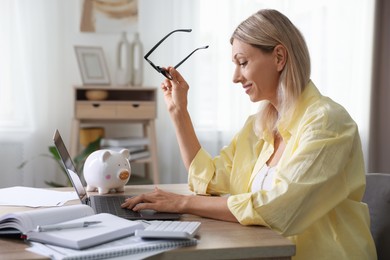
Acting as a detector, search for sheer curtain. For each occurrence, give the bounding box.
[0,1,71,188]
[159,0,374,182]
[0,1,33,187]
[0,1,32,132]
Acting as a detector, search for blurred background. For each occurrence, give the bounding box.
[1,0,387,188]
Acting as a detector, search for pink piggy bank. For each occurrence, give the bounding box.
[83,149,131,194]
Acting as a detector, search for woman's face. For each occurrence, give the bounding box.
[232,39,281,106]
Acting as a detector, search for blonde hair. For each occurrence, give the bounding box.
[230,9,311,135]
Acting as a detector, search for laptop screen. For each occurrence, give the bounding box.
[53,129,88,204]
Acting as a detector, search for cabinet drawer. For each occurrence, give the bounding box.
[76,103,116,119]
[117,102,156,119]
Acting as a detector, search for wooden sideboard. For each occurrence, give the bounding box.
[70,86,159,184]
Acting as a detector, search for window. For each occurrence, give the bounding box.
[185,0,374,159]
[0,1,30,132]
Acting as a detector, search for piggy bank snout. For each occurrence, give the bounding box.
[119,170,130,181]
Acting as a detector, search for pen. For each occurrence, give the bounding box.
[36,221,102,232]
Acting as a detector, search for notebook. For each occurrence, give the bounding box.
[53,129,180,220]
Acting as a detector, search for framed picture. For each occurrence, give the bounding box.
[74,46,111,85]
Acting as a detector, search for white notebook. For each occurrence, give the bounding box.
[0,204,144,249]
[26,213,144,249]
[0,204,94,235]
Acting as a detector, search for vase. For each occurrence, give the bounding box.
[116,32,133,86]
[130,32,144,86]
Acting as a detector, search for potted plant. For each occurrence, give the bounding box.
[18,138,101,187]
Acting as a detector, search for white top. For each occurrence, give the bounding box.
[251,164,276,192]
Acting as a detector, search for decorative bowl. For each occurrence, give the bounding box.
[85,90,109,101]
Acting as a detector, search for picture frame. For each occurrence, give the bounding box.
[74,46,111,85]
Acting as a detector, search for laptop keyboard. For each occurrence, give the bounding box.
[91,195,181,220]
[93,195,142,218]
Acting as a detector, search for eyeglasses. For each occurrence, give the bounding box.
[144,29,209,80]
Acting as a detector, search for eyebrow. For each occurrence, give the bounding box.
[233,53,245,60]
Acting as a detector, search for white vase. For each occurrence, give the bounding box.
[130,32,144,86]
[116,32,133,86]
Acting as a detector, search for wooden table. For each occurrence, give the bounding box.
[0,184,295,259]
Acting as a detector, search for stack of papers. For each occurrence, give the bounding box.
[0,186,78,207]
[100,137,149,147]
[27,235,197,260]
[100,137,151,162]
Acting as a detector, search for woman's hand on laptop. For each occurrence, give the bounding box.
[121,187,237,222]
[121,187,186,213]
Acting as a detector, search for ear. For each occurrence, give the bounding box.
[101,150,111,162]
[119,149,130,160]
[274,45,287,72]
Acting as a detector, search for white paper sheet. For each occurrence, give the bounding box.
[0,186,78,207]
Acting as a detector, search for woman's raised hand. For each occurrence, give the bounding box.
[160,67,189,113]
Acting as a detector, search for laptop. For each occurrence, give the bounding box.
[53,129,180,220]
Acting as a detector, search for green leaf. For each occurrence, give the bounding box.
[73,137,101,166]
[17,154,52,169]
[49,146,61,160]
[17,161,29,169]
[44,180,67,188]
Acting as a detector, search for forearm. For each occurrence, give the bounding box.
[170,108,201,170]
[182,195,238,222]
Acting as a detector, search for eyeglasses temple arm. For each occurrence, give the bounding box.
[174,45,209,69]
[144,29,192,59]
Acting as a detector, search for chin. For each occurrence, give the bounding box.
[248,95,261,103]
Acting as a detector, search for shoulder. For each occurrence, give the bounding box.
[293,83,358,135]
[308,95,356,132]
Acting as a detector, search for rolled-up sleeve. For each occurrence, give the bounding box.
[188,135,236,195]
[187,148,216,195]
[188,116,261,196]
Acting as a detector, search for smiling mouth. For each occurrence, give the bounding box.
[243,83,252,93]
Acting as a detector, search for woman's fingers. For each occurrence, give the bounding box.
[121,194,147,210]
[121,187,160,210]
[121,188,183,213]
[168,67,186,84]
[159,67,189,112]
[132,202,155,211]
[161,82,170,92]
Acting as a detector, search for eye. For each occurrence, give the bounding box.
[239,61,248,67]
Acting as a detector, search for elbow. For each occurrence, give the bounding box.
[272,225,297,237]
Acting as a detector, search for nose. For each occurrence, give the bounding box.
[232,66,242,84]
[119,170,129,180]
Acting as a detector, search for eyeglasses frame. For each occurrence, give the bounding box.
[144,29,209,80]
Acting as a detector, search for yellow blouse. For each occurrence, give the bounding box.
[188,81,376,259]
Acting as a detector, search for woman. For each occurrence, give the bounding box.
[122,9,376,259]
